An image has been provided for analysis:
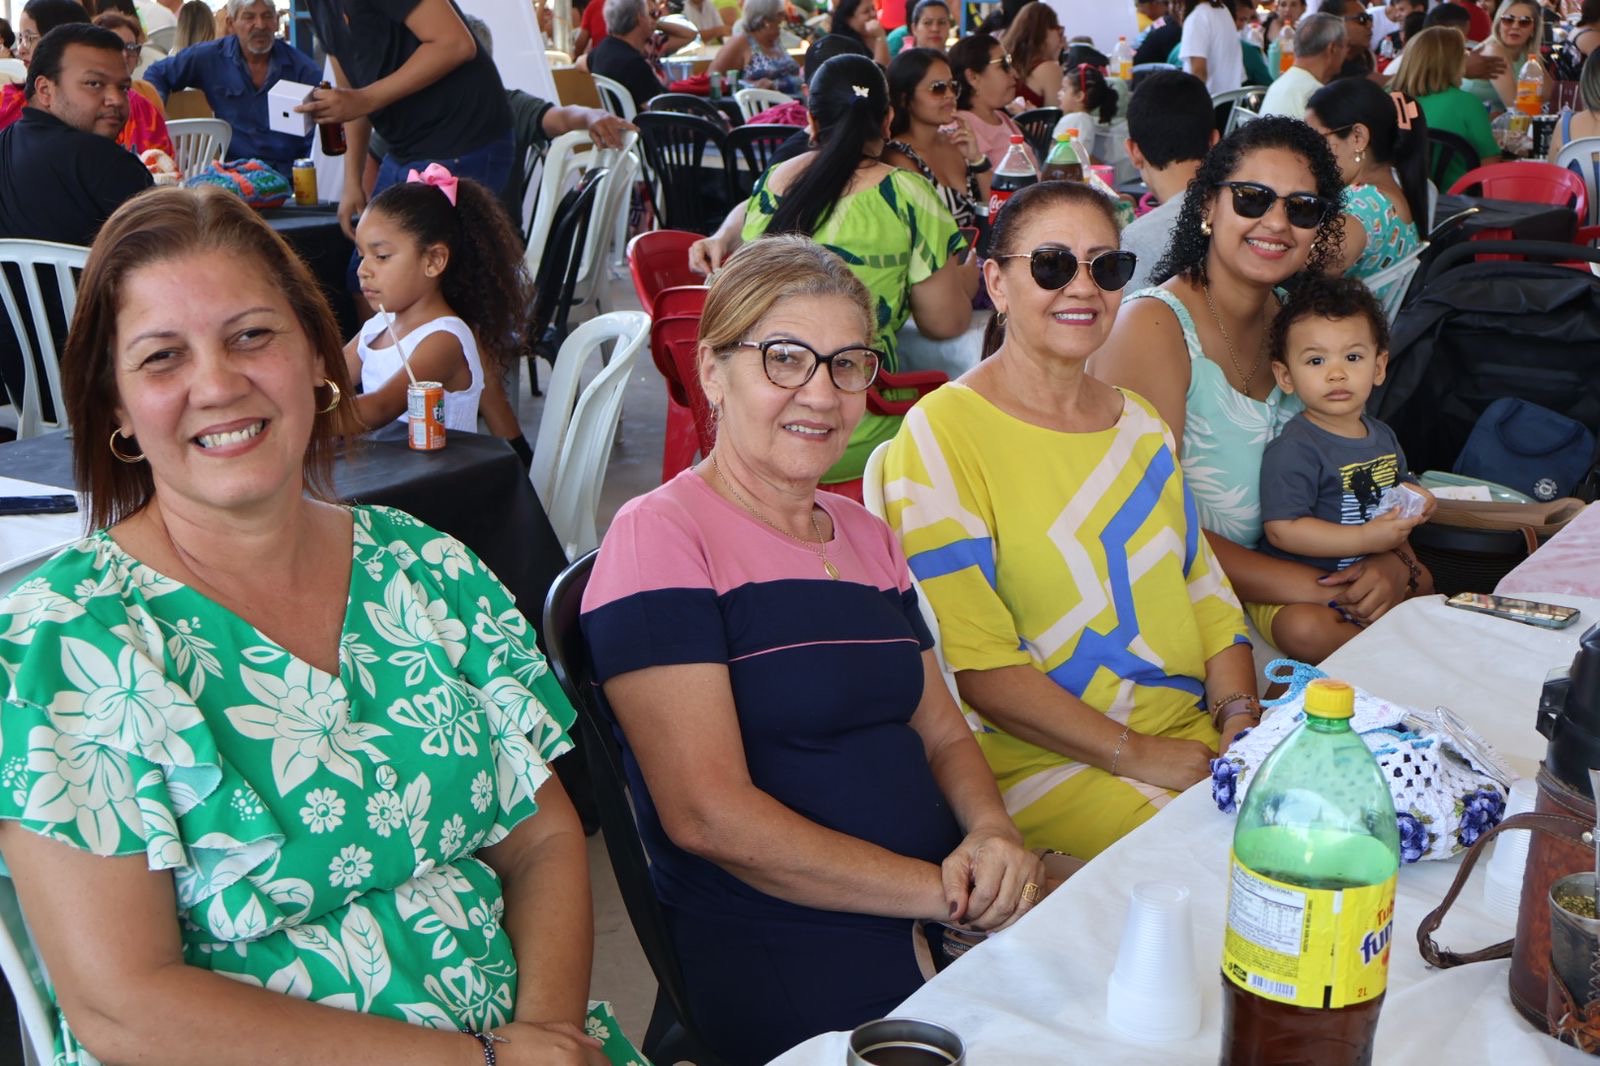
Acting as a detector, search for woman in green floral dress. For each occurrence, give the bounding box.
[0,187,641,1066]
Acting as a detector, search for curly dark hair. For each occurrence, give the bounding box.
[1150,115,1346,287]
[1267,274,1389,365]
[365,176,534,375]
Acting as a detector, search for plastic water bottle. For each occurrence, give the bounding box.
[1279,23,1295,74]
[986,133,1038,221]
[1219,679,1401,1066]
[1516,56,1544,116]
[1112,35,1134,81]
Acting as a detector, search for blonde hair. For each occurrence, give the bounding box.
[1389,26,1466,98]
[698,236,874,358]
[1491,0,1542,62]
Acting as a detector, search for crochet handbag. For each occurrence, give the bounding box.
[181,159,292,209]
[1209,660,1512,863]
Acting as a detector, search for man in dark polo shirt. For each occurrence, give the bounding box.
[0,22,151,245]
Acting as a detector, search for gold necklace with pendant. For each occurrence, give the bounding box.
[712,455,839,580]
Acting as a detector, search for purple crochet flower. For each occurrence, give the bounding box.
[1397,812,1428,863]
[1212,758,1239,814]
[1458,788,1506,849]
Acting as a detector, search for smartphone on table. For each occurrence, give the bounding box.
[1445,592,1581,629]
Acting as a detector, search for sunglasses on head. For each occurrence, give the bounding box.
[1500,13,1534,25]
[1216,180,1332,229]
[925,78,956,95]
[996,247,1139,292]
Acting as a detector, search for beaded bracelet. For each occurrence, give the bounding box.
[1209,691,1262,729]
[462,1027,508,1066]
[1109,722,1132,778]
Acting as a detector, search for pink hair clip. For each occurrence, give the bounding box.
[1390,91,1419,131]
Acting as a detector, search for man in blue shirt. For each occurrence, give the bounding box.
[144,0,320,178]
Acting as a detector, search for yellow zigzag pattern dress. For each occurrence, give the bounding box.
[883,385,1249,858]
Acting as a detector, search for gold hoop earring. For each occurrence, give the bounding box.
[317,378,342,414]
[1200,218,1213,237]
[109,428,144,464]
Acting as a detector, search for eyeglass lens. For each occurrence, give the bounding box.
[1221,182,1329,229]
[754,340,882,392]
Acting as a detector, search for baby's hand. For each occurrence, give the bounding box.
[1363,509,1425,552]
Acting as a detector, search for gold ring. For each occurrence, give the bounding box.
[1022,881,1041,904]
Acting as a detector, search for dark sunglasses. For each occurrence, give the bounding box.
[987,53,1013,72]
[1216,180,1333,229]
[1500,14,1534,25]
[995,247,1139,292]
[1344,11,1372,25]
[925,79,956,95]
[122,42,143,54]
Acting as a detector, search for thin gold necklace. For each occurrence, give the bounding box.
[711,455,839,580]
[1202,281,1267,394]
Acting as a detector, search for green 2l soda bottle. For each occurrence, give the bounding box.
[1219,679,1401,1066]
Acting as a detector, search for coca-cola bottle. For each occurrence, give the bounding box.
[986,134,1037,223]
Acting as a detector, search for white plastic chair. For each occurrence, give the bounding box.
[545,49,574,67]
[733,87,793,122]
[1556,134,1600,226]
[146,24,176,53]
[1363,242,1427,324]
[572,134,642,313]
[591,73,637,122]
[530,311,651,557]
[862,441,963,710]
[166,117,232,177]
[0,874,55,1066]
[1225,104,1259,135]
[0,240,87,438]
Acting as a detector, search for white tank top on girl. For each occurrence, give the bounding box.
[357,313,484,432]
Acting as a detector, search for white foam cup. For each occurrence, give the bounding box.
[1483,777,1538,924]
[1105,880,1201,1041]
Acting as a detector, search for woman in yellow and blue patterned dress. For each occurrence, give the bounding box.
[883,182,1262,859]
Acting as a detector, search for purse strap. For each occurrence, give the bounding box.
[1417,810,1593,968]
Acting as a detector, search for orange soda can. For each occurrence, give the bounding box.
[407,381,445,450]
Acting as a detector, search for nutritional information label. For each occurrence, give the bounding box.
[1228,864,1307,956]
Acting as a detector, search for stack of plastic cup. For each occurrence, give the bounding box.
[1482,777,1538,924]
[1105,881,1202,1041]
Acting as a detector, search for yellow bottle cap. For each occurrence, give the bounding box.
[1304,679,1355,719]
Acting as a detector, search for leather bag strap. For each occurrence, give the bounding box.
[1417,811,1592,968]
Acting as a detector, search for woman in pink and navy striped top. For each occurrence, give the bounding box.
[580,236,1040,1065]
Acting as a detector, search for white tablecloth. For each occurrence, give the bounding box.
[769,593,1600,1065]
[0,475,83,600]
[1499,502,1600,601]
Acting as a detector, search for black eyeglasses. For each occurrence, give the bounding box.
[1344,11,1372,25]
[1216,180,1333,229]
[924,79,956,95]
[995,247,1139,292]
[729,339,884,393]
[1500,14,1534,25]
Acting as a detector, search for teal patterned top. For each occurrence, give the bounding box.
[1126,288,1303,550]
[1343,183,1420,298]
[741,165,964,369]
[0,505,640,1065]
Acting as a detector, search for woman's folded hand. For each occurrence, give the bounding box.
[490,1020,607,1066]
[941,825,1045,932]
[1122,732,1215,793]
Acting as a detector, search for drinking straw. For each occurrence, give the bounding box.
[378,303,417,386]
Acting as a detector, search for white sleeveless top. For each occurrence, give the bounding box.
[357,313,484,432]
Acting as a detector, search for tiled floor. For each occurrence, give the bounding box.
[514,270,669,1053]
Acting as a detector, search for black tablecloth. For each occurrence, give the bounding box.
[0,427,569,628]
[1434,192,1578,244]
[262,203,359,338]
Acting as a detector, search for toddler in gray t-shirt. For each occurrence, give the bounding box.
[1258,277,1435,654]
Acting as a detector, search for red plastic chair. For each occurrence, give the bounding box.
[626,229,704,314]
[650,310,715,480]
[1446,160,1588,215]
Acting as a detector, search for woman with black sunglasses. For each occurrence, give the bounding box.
[948,32,1026,167]
[1092,116,1432,665]
[884,47,991,229]
[882,181,1260,860]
